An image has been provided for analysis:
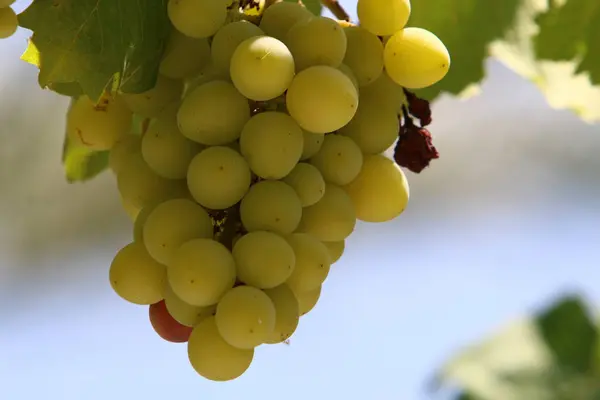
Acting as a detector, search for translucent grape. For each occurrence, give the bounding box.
[343,154,410,222]
[109,134,141,175]
[0,6,17,39]
[168,0,227,38]
[285,233,331,293]
[187,146,251,210]
[263,284,300,344]
[211,20,264,73]
[338,63,360,90]
[295,285,321,316]
[109,242,166,305]
[230,36,295,101]
[184,62,231,95]
[120,197,140,222]
[215,285,276,349]
[164,283,216,327]
[282,163,325,207]
[343,26,384,87]
[356,0,411,36]
[159,29,211,79]
[310,134,363,186]
[384,27,451,89]
[322,240,345,263]
[286,66,358,134]
[360,72,407,113]
[122,75,184,118]
[149,300,193,343]
[239,112,303,179]
[258,1,312,41]
[300,130,324,160]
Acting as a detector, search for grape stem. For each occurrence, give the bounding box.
[218,205,241,251]
[320,0,350,21]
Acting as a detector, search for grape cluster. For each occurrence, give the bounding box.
[63,0,449,382]
[0,0,17,39]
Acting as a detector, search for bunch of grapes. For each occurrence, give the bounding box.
[0,0,17,39]
[59,0,449,382]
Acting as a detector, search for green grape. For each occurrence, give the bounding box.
[322,240,345,263]
[211,20,265,73]
[120,196,141,222]
[109,242,166,305]
[178,80,250,145]
[164,283,216,327]
[285,16,347,71]
[284,233,331,293]
[294,285,321,316]
[310,134,363,186]
[143,198,214,265]
[343,154,409,222]
[360,71,406,113]
[168,238,237,306]
[338,63,360,91]
[133,200,162,244]
[300,130,324,160]
[122,75,184,118]
[109,134,141,175]
[168,0,227,38]
[66,94,132,151]
[343,26,384,87]
[232,231,296,289]
[0,6,17,39]
[215,285,276,349]
[188,316,254,381]
[258,1,312,41]
[184,62,231,95]
[240,180,302,235]
[263,284,300,344]
[298,183,356,241]
[338,99,400,154]
[282,163,325,207]
[187,146,251,210]
[384,27,451,89]
[357,0,411,36]
[159,29,211,79]
[239,112,304,179]
[230,36,295,101]
[286,66,358,134]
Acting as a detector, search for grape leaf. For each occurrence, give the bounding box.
[284,0,322,16]
[18,0,171,102]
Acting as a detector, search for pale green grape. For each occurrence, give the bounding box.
[338,99,399,154]
[187,146,251,210]
[142,103,203,179]
[310,134,363,186]
[232,231,296,289]
[384,27,451,89]
[120,197,141,222]
[211,20,264,73]
[258,1,312,41]
[143,198,214,265]
[122,75,184,118]
[357,0,411,36]
[298,183,356,241]
[322,240,345,263]
[184,62,231,95]
[159,29,211,79]
[215,285,276,349]
[239,111,303,179]
[343,26,384,86]
[295,285,321,315]
[263,284,300,344]
[168,0,227,38]
[286,66,358,134]
[66,94,132,151]
[240,180,302,235]
[300,130,324,160]
[109,134,141,175]
[285,16,347,71]
[230,36,295,101]
[177,80,250,145]
[360,71,406,112]
[343,154,409,222]
[168,238,236,306]
[338,63,360,91]
[188,316,254,381]
[0,6,17,39]
[132,189,192,244]
[282,163,325,207]
[109,242,166,305]
[285,233,331,293]
[164,283,216,327]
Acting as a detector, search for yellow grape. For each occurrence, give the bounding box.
[211,20,264,73]
[0,6,17,39]
[159,29,211,79]
[295,285,321,315]
[143,198,213,265]
[322,240,345,263]
[286,65,358,134]
[120,197,141,221]
[109,242,166,305]
[240,180,302,235]
[132,191,191,243]
[230,36,295,101]
[239,111,304,179]
[168,0,227,38]
[300,130,324,160]
[187,146,251,210]
[164,283,216,327]
[298,183,356,241]
[282,163,325,207]
[285,233,331,293]
[66,94,132,151]
[168,238,236,306]
[263,284,300,344]
[232,231,296,289]
[343,26,384,86]
[338,63,360,91]
[184,62,231,95]
[122,75,184,118]
[215,285,276,349]
[285,16,347,71]
[357,0,411,36]
[188,316,254,381]
[343,154,410,222]
[259,1,312,41]
[384,27,451,89]
[109,134,141,175]
[360,71,407,113]
[310,134,363,186]
[177,80,250,145]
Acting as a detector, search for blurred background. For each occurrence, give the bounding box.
[1,0,598,399]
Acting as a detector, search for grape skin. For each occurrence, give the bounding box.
[258,1,312,41]
[285,233,332,293]
[159,30,211,80]
[184,62,231,95]
[263,284,300,344]
[164,283,216,327]
[122,75,184,118]
[300,130,324,160]
[338,63,360,91]
[357,0,411,36]
[360,72,407,113]
[149,300,193,343]
[294,285,322,316]
[211,20,265,73]
[322,240,345,264]
[343,26,384,87]
[310,134,363,186]
[0,6,18,39]
[282,163,326,207]
[168,0,227,39]
[109,134,141,175]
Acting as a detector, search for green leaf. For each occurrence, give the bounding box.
[18,0,171,102]
[284,0,322,16]
[407,0,520,100]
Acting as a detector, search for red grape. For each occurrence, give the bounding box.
[149,300,193,343]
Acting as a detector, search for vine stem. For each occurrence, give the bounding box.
[320,0,350,21]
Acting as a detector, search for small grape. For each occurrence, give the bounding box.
[149,300,193,343]
[0,6,18,39]
[168,0,227,38]
[109,134,141,175]
[282,163,325,207]
[122,75,184,118]
[322,240,345,263]
[120,197,141,222]
[343,26,384,86]
[310,135,363,186]
[360,72,407,113]
[300,130,324,160]
[211,20,265,73]
[259,1,312,41]
[285,233,331,293]
[294,286,321,316]
[338,63,360,91]
[184,62,231,95]
[357,0,411,36]
[263,284,300,344]
[159,29,211,79]
[164,283,216,327]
